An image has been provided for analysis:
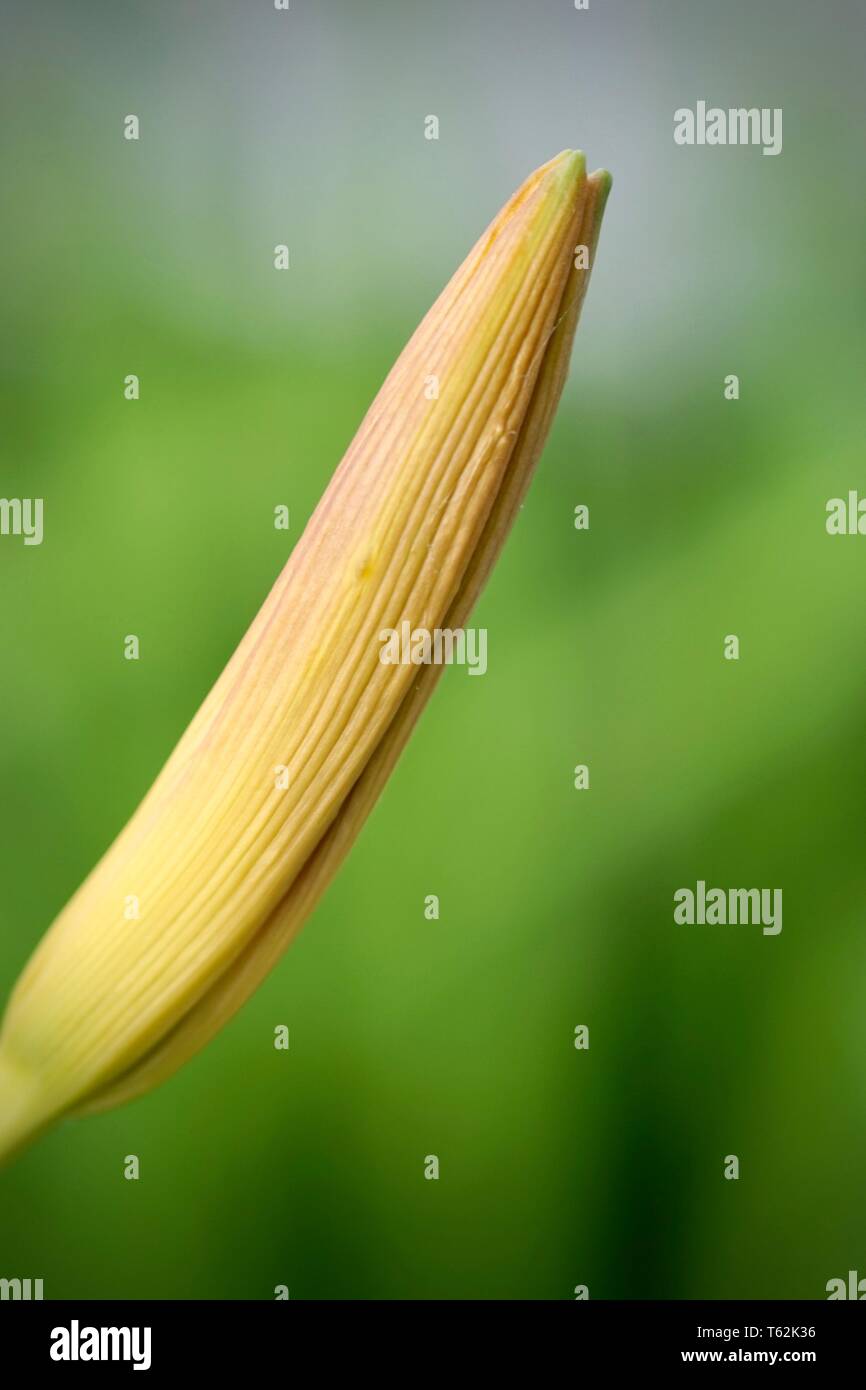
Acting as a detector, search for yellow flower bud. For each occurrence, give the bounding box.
[0,151,610,1162]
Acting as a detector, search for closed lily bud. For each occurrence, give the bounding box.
[0,150,610,1162]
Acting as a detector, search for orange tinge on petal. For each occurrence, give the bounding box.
[0,151,611,1161]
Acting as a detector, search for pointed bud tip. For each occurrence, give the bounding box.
[547,148,586,186]
[588,168,613,203]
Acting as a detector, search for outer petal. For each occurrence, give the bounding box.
[81,169,612,1116]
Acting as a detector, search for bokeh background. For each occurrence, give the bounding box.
[1,0,865,1299]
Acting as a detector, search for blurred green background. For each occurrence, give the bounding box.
[1,0,865,1299]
